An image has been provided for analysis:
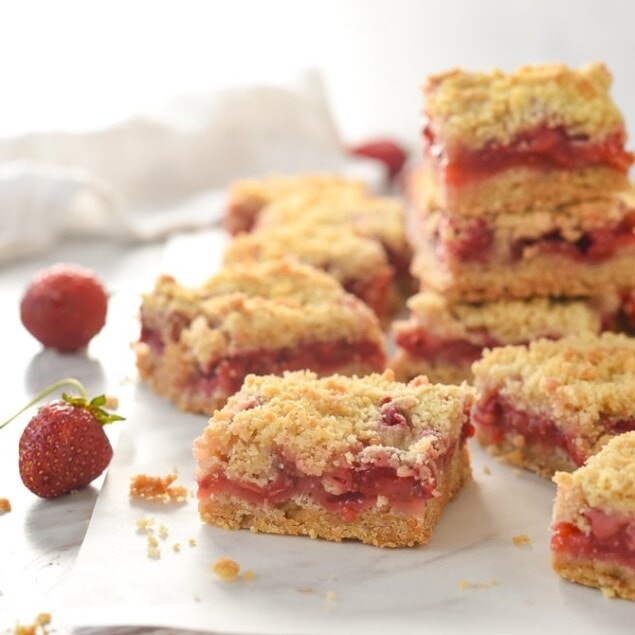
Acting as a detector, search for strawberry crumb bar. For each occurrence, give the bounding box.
[223,224,394,320]
[422,63,633,217]
[471,333,635,478]
[135,260,385,415]
[391,292,604,384]
[224,173,367,235]
[551,431,635,600]
[193,370,474,548]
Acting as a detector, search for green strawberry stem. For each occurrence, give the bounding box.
[0,377,123,430]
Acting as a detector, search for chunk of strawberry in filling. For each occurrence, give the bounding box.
[395,327,499,367]
[552,509,635,570]
[471,393,635,467]
[424,124,633,186]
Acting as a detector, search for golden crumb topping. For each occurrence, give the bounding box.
[256,189,408,257]
[129,473,187,503]
[227,173,367,212]
[223,224,389,284]
[193,370,474,485]
[473,333,635,430]
[554,432,635,514]
[140,260,383,364]
[424,62,626,151]
[400,292,600,344]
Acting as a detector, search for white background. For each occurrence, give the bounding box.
[1,0,634,148]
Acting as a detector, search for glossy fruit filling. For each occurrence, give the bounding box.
[198,461,440,521]
[395,327,499,367]
[140,324,385,396]
[424,124,633,186]
[434,212,635,265]
[552,510,635,570]
[473,394,635,466]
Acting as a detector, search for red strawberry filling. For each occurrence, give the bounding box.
[424,124,633,186]
[433,212,635,266]
[140,325,385,396]
[471,393,635,466]
[395,327,499,367]
[552,509,635,570]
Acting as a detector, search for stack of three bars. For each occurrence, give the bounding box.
[392,62,635,384]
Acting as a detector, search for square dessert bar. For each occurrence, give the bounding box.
[471,332,635,478]
[134,260,386,415]
[391,292,605,385]
[193,369,474,548]
[551,431,635,600]
[223,173,368,235]
[422,63,633,216]
[223,223,395,320]
[409,187,635,301]
[256,189,413,276]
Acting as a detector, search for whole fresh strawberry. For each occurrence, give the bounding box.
[1,378,124,498]
[20,263,108,352]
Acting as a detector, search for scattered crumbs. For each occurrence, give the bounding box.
[242,570,256,581]
[482,465,491,475]
[0,497,11,513]
[512,468,522,478]
[325,590,337,601]
[158,524,169,540]
[458,579,498,591]
[135,517,155,533]
[193,594,201,603]
[104,395,119,410]
[129,473,188,503]
[173,543,181,553]
[147,534,161,559]
[188,538,197,547]
[512,534,531,546]
[211,557,240,582]
[13,612,52,635]
[297,587,317,594]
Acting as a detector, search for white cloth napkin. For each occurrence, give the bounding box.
[0,69,381,263]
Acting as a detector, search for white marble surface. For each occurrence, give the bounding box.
[1,232,634,634]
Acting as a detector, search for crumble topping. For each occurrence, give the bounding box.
[554,431,635,515]
[141,260,384,362]
[129,473,188,503]
[227,173,367,214]
[400,292,601,345]
[193,369,474,486]
[223,223,390,284]
[424,62,626,151]
[257,189,409,257]
[472,332,635,427]
[14,613,52,635]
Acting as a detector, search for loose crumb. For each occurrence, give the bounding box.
[211,557,241,581]
[482,465,491,475]
[135,517,155,533]
[147,534,161,559]
[14,613,51,635]
[173,543,181,553]
[458,579,498,590]
[129,473,188,503]
[188,538,197,547]
[512,534,531,545]
[0,497,11,513]
[158,524,169,540]
[242,570,256,581]
[105,395,119,410]
[325,590,337,601]
[193,594,201,602]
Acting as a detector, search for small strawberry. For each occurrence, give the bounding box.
[0,378,124,499]
[20,263,108,352]
[348,138,409,181]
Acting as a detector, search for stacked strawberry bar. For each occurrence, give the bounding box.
[411,62,635,302]
[134,260,385,415]
[193,369,474,548]
[393,63,634,383]
[471,332,635,478]
[551,431,635,600]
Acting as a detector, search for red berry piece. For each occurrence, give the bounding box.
[348,138,409,181]
[20,263,108,352]
[1,378,124,498]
